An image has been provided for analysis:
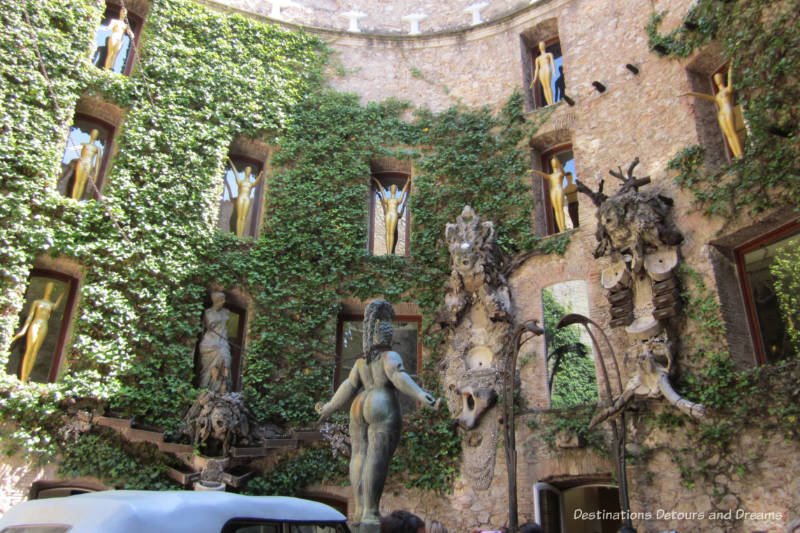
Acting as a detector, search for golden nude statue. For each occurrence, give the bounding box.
[371,178,410,255]
[681,66,743,158]
[530,41,557,106]
[532,157,567,232]
[11,282,65,383]
[102,6,135,71]
[63,129,101,200]
[225,159,265,237]
[317,300,440,524]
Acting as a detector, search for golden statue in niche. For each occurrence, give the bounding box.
[530,41,557,106]
[532,157,567,233]
[11,281,65,383]
[681,66,743,158]
[63,128,101,200]
[101,6,134,71]
[372,177,410,255]
[226,159,265,237]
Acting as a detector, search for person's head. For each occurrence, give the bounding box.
[210,291,225,309]
[538,41,546,53]
[713,72,725,89]
[786,518,800,533]
[550,156,562,171]
[120,6,127,18]
[519,522,543,533]
[428,520,447,533]
[89,129,99,141]
[390,184,398,196]
[244,166,252,177]
[380,510,425,533]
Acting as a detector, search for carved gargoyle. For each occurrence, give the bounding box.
[577,158,705,425]
[453,385,498,430]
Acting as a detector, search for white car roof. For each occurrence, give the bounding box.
[0,491,347,533]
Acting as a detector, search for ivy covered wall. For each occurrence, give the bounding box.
[0,0,563,492]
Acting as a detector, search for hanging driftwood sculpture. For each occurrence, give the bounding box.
[576,158,706,427]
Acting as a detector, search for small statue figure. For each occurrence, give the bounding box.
[317,300,439,524]
[100,6,134,71]
[197,291,232,393]
[681,66,743,158]
[225,160,265,237]
[529,41,557,106]
[532,157,567,233]
[62,129,101,200]
[11,281,64,383]
[372,178,410,255]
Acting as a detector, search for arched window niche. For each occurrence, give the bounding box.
[194,288,250,393]
[541,280,597,409]
[520,19,565,111]
[218,138,272,239]
[529,125,578,237]
[369,158,413,256]
[6,268,80,384]
[92,1,149,75]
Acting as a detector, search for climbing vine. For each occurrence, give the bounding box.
[646,0,800,217]
[0,0,566,494]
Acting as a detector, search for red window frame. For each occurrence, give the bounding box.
[62,113,116,200]
[220,154,266,238]
[539,143,573,235]
[734,219,800,365]
[530,37,563,109]
[94,2,145,76]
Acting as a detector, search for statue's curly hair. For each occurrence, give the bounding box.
[363,299,395,362]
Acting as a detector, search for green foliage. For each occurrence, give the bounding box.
[0,0,564,494]
[541,289,597,408]
[647,0,800,216]
[244,447,347,496]
[771,239,800,354]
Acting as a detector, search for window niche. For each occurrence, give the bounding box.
[6,270,79,384]
[369,159,413,256]
[92,1,147,75]
[542,280,597,409]
[532,144,579,236]
[520,20,565,111]
[535,482,621,533]
[336,311,421,413]
[218,139,271,238]
[194,290,249,392]
[58,113,116,201]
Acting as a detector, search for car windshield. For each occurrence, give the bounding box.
[1,527,72,533]
[288,524,347,533]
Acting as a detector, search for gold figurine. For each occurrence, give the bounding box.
[372,178,410,255]
[226,159,265,237]
[63,129,101,200]
[532,157,567,233]
[681,66,743,158]
[102,6,134,71]
[11,282,65,383]
[530,41,557,106]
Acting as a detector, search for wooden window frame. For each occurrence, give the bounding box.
[334,313,421,389]
[95,2,145,76]
[11,269,80,383]
[368,172,411,257]
[63,113,116,200]
[539,143,573,235]
[220,154,266,238]
[529,37,563,110]
[734,219,800,365]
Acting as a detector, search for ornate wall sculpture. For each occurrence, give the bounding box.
[436,205,512,490]
[577,158,706,427]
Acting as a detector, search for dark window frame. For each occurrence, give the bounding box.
[539,143,573,236]
[734,219,800,365]
[368,172,411,257]
[62,113,116,200]
[529,36,563,110]
[220,154,267,238]
[193,293,248,392]
[94,2,145,76]
[334,313,421,389]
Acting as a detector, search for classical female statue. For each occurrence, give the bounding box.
[681,66,743,158]
[226,159,265,237]
[371,178,410,255]
[63,129,101,200]
[11,282,64,383]
[198,292,231,393]
[317,300,439,524]
[530,41,557,106]
[102,6,134,71]
[532,157,567,232]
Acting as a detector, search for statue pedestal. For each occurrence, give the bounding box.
[351,522,380,533]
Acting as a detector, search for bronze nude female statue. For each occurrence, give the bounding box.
[226,159,265,237]
[11,282,64,383]
[372,178,410,254]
